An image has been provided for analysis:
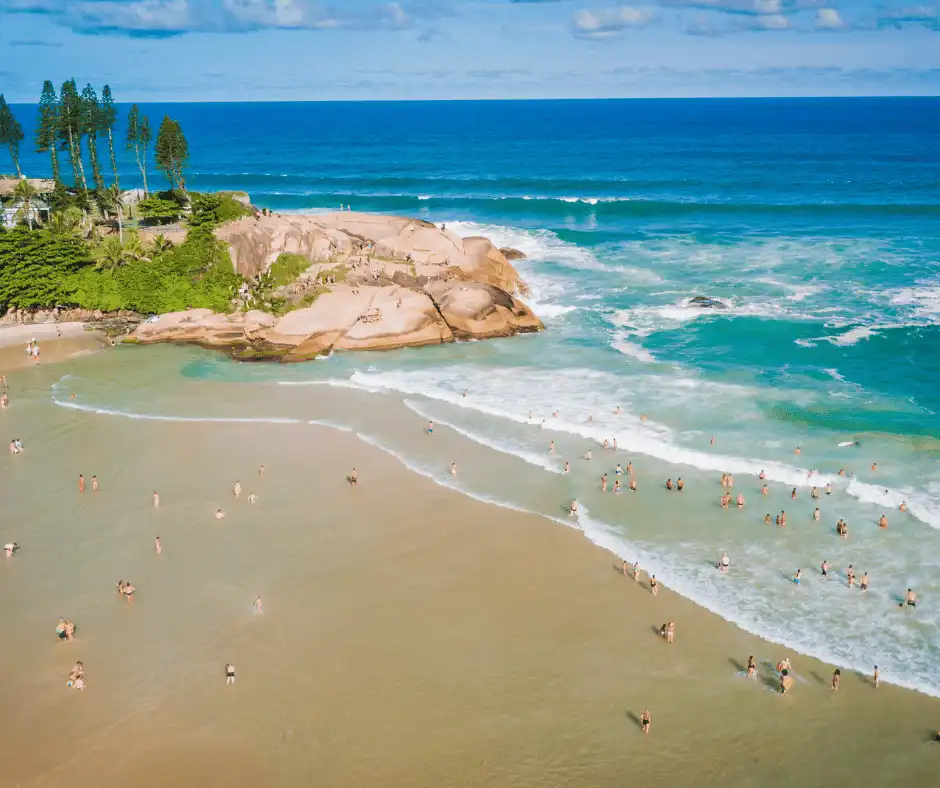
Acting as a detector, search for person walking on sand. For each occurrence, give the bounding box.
[349,468,358,486]
[665,621,675,644]
[226,662,236,685]
[622,560,630,576]
[78,474,85,493]
[92,475,98,492]
[873,666,880,688]
[233,481,242,498]
[641,709,651,734]
[831,669,841,691]
[153,491,160,509]
[632,562,640,583]
[155,536,162,554]
[254,596,263,615]
[451,463,457,476]
[650,575,659,596]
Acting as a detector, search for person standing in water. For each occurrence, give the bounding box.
[873,666,880,688]
[92,475,98,492]
[153,491,160,509]
[569,499,579,517]
[746,655,757,679]
[640,709,651,734]
[676,478,684,491]
[427,421,433,435]
[793,569,802,585]
[549,441,555,453]
[254,596,263,614]
[860,572,869,592]
[233,481,242,498]
[813,508,821,521]
[901,588,917,608]
[718,552,730,572]
[349,468,358,486]
[601,473,608,492]
[451,463,457,476]
[879,513,888,529]
[154,537,162,554]
[821,559,829,578]
[564,461,570,474]
[78,474,85,493]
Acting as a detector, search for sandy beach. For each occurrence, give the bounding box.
[1,341,939,788]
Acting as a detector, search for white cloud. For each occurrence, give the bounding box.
[748,11,789,28]
[815,8,842,29]
[572,6,654,38]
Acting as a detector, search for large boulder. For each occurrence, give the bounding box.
[425,281,543,340]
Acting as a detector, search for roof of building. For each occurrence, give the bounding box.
[0,178,56,197]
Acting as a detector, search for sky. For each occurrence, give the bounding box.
[0,1,938,101]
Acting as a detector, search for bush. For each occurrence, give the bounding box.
[0,228,93,312]
[188,192,252,228]
[268,253,310,287]
[138,197,182,225]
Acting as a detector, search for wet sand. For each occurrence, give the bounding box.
[1,345,939,787]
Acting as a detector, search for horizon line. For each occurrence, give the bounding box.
[6,94,940,106]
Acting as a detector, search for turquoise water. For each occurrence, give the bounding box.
[23,97,940,695]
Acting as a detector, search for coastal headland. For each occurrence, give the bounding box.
[129,211,543,360]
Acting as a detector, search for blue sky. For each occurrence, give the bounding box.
[0,1,938,100]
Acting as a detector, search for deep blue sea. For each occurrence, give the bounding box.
[18,97,940,694]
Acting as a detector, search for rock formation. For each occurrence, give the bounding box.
[129,211,543,361]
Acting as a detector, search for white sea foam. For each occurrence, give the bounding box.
[402,399,563,474]
[845,478,940,531]
[827,326,879,346]
[610,333,657,363]
[345,368,837,489]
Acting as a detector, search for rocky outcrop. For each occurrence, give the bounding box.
[687,296,728,309]
[2,307,143,336]
[127,211,543,361]
[499,247,527,261]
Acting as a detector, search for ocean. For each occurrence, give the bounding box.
[15,97,940,695]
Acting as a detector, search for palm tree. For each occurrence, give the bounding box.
[122,233,149,264]
[94,236,126,271]
[13,178,38,230]
[95,184,124,243]
[47,207,82,238]
[148,233,173,256]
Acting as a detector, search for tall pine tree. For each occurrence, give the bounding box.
[58,79,87,191]
[0,95,25,178]
[154,116,189,191]
[80,83,104,191]
[126,104,152,196]
[100,85,119,189]
[36,81,61,183]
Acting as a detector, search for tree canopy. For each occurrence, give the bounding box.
[154,116,189,191]
[0,94,25,177]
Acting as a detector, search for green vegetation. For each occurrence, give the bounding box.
[0,78,252,321]
[137,196,183,225]
[126,104,152,195]
[268,253,311,287]
[155,116,189,191]
[0,94,25,177]
[0,193,243,317]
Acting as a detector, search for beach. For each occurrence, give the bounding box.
[2,340,939,788]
